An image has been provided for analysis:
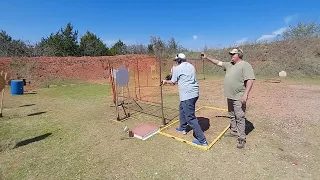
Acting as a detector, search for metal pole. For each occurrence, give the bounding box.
[133,59,138,99]
[202,56,206,80]
[137,58,141,100]
[159,52,165,125]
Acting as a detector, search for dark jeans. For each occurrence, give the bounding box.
[179,97,207,143]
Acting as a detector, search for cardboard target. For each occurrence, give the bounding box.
[116,66,129,87]
[0,75,5,91]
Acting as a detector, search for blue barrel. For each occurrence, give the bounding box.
[11,80,24,95]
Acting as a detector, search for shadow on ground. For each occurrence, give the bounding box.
[13,133,52,149]
[245,119,255,135]
[19,104,36,107]
[27,111,47,116]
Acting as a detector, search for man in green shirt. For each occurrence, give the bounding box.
[203,48,255,148]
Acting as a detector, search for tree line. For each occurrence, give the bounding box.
[1,21,319,57]
[0,23,186,57]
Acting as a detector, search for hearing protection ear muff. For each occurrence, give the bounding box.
[236,47,243,53]
[176,58,186,64]
[236,48,244,58]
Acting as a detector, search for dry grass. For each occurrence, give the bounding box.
[186,37,320,78]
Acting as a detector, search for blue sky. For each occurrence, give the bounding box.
[1,0,320,50]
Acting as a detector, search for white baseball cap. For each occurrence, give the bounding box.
[174,53,186,61]
[229,48,243,55]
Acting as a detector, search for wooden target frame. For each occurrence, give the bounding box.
[0,71,7,117]
[114,66,131,121]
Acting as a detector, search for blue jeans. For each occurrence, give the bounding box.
[179,97,207,143]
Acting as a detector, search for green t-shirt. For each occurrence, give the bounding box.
[222,60,255,100]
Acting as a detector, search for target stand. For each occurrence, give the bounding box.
[114,66,143,121]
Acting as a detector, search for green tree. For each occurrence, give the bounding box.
[79,31,108,56]
[108,40,126,56]
[36,35,61,56]
[0,30,12,56]
[9,40,32,57]
[34,38,57,56]
[150,36,166,58]
[0,30,33,57]
[126,44,147,54]
[60,22,79,56]
[149,36,186,58]
[147,44,154,55]
[282,21,320,40]
[167,37,178,54]
[38,23,79,56]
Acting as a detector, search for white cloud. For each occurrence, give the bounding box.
[235,37,248,45]
[257,27,287,42]
[257,35,277,42]
[193,35,198,40]
[257,14,298,42]
[284,14,299,24]
[272,27,287,35]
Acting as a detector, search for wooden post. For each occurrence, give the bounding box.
[0,72,7,117]
[126,82,131,117]
[107,61,116,105]
[114,78,120,120]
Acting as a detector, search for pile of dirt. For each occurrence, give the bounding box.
[0,55,157,87]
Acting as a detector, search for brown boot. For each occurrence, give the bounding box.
[237,139,246,149]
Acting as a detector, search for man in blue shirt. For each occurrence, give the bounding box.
[162,53,208,146]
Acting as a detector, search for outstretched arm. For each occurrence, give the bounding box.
[202,54,223,67]
[206,57,223,66]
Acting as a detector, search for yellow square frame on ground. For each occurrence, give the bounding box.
[158,106,230,151]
